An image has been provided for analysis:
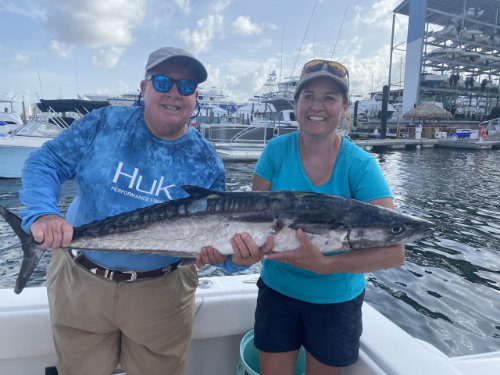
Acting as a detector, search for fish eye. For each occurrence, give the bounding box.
[391,225,404,234]
[273,219,284,232]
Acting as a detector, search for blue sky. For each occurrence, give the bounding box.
[1,0,407,113]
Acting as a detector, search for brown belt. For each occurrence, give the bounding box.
[70,251,181,282]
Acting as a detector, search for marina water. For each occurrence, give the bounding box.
[0,147,499,357]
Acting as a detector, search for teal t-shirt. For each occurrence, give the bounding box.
[254,132,392,303]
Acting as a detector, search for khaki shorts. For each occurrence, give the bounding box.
[46,250,198,375]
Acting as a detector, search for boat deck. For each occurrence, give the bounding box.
[1,275,499,375]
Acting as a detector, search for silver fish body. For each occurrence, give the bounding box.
[0,186,434,293]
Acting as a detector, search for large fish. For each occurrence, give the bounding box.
[0,186,434,294]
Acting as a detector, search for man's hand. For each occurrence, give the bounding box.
[196,246,228,269]
[31,214,73,250]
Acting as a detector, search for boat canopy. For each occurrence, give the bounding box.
[36,99,110,114]
[263,98,294,113]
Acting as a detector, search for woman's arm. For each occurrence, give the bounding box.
[252,173,272,191]
[262,196,406,274]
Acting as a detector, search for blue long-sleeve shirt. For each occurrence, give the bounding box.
[19,105,243,272]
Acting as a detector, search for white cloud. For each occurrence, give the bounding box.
[204,57,280,103]
[232,16,262,35]
[92,46,126,69]
[254,38,273,49]
[0,53,31,68]
[48,40,72,59]
[210,0,231,14]
[179,15,224,54]
[344,44,394,97]
[42,0,145,48]
[0,0,44,19]
[300,43,315,58]
[360,0,400,29]
[174,0,190,13]
[264,23,278,31]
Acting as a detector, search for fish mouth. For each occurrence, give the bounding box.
[421,227,435,238]
[405,225,435,243]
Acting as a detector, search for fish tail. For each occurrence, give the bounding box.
[0,206,46,294]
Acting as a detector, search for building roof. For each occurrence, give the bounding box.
[403,102,453,119]
[395,0,500,32]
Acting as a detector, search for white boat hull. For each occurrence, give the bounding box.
[214,144,264,161]
[0,136,52,178]
[0,274,498,375]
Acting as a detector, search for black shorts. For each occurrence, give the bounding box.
[254,278,364,367]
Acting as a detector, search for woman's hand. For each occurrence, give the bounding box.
[230,233,273,266]
[263,229,329,273]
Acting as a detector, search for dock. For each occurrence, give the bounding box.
[353,138,500,151]
[219,137,500,162]
[434,139,500,150]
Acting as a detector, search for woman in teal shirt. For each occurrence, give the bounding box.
[199,59,405,375]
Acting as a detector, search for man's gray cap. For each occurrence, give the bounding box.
[145,47,208,83]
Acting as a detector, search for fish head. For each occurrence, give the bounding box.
[347,211,435,249]
[270,192,435,251]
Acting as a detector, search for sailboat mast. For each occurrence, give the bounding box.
[290,0,319,78]
[330,6,349,60]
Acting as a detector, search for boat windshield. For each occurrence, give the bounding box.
[13,120,63,137]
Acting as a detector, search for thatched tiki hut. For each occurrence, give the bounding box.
[403,102,452,138]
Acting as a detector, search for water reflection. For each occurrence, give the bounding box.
[370,148,500,356]
[212,152,500,356]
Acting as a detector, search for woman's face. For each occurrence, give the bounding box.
[295,77,348,137]
[140,60,198,140]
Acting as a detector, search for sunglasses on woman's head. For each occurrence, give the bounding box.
[146,75,197,96]
[302,59,349,84]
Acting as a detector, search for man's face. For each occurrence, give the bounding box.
[140,60,198,140]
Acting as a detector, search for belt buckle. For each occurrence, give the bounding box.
[71,249,82,260]
[123,270,137,282]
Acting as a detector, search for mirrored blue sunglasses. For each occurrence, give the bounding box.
[146,75,197,96]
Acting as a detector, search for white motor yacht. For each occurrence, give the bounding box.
[200,109,298,161]
[0,99,109,178]
[0,112,23,134]
[0,120,62,178]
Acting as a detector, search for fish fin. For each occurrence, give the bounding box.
[178,258,197,268]
[181,185,216,197]
[0,206,46,294]
[0,206,32,244]
[15,241,47,294]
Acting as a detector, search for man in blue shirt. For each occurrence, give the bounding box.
[19,47,245,375]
